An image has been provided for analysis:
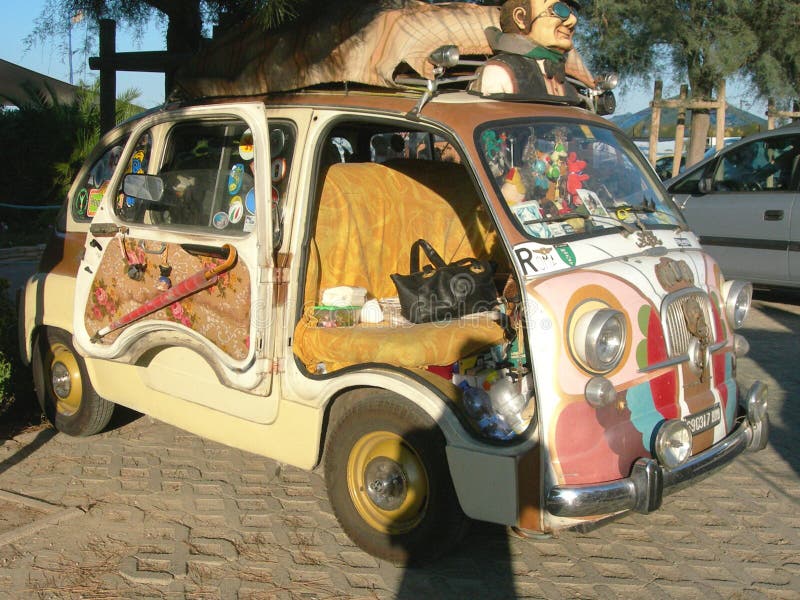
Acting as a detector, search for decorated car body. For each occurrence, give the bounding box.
[18,1,768,562]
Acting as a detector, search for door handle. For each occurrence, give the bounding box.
[764,210,784,221]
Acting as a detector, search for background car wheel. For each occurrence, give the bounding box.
[32,328,114,437]
[324,392,469,564]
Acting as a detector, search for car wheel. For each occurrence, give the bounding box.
[32,328,114,437]
[324,392,469,564]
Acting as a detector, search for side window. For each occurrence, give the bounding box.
[123,119,255,234]
[115,131,153,221]
[668,166,704,195]
[71,139,128,222]
[370,132,461,164]
[712,136,799,192]
[268,122,296,248]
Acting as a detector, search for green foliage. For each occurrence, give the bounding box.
[577,0,798,105]
[0,82,142,247]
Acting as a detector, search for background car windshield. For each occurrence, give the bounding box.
[477,120,683,240]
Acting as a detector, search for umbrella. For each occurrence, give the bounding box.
[90,244,237,342]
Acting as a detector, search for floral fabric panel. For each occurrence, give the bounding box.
[84,239,251,360]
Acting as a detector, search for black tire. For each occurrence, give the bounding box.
[32,328,114,437]
[324,392,470,564]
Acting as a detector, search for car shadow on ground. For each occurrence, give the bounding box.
[745,289,800,476]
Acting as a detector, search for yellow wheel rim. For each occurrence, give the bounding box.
[346,431,429,535]
[49,343,82,417]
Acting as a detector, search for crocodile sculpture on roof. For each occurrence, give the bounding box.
[173,0,596,100]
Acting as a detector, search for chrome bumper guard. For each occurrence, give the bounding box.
[546,383,769,519]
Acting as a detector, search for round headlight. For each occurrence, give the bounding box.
[654,419,692,469]
[573,308,627,373]
[722,280,752,329]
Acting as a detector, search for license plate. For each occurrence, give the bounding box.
[684,404,721,434]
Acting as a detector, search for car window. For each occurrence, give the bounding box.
[712,135,800,192]
[114,131,153,222]
[118,119,255,234]
[72,138,128,222]
[268,122,297,248]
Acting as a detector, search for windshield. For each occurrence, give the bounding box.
[477,120,684,240]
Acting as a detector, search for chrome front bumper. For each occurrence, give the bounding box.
[546,383,769,519]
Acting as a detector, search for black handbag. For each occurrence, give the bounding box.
[390,239,497,324]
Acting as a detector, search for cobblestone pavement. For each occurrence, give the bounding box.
[0,292,797,599]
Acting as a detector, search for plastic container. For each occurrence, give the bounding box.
[313,305,361,327]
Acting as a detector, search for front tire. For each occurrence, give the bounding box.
[32,328,114,436]
[324,392,469,564]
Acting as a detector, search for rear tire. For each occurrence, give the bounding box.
[324,392,469,564]
[32,328,114,437]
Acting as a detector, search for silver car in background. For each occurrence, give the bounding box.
[666,124,800,289]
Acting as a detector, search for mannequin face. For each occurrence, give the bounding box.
[514,1,577,53]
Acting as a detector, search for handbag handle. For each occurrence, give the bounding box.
[410,239,448,273]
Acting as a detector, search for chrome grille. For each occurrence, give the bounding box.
[661,289,715,358]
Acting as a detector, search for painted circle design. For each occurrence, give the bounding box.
[245,188,256,214]
[228,199,244,224]
[239,128,254,160]
[75,189,88,215]
[228,164,245,195]
[212,211,230,229]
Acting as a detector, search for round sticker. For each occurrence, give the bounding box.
[239,128,254,161]
[271,158,287,183]
[228,198,244,224]
[212,211,230,229]
[245,188,256,215]
[269,128,286,157]
[228,163,245,195]
[75,188,88,216]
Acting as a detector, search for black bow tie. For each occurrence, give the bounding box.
[544,58,566,83]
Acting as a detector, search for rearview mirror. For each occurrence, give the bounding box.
[123,174,164,203]
[697,177,713,194]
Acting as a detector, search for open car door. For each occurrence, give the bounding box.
[72,103,277,407]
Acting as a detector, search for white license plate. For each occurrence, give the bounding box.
[684,404,721,434]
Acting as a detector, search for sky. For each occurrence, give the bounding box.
[0,0,768,117]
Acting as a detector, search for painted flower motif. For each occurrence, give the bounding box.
[171,302,185,320]
[95,287,108,304]
[92,305,103,320]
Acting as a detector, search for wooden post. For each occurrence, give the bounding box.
[672,84,688,178]
[649,80,662,166]
[99,19,117,136]
[715,80,726,153]
[767,98,776,130]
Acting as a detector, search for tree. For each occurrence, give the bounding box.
[576,0,799,164]
[26,1,312,73]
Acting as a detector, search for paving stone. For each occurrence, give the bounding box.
[0,300,797,597]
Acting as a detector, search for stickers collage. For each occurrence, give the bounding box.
[480,125,677,240]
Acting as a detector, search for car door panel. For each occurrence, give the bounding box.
[681,191,794,283]
[73,103,275,398]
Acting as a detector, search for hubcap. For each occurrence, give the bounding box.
[50,343,82,416]
[364,457,407,511]
[346,431,428,534]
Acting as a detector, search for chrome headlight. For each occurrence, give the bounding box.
[654,419,692,469]
[572,308,627,373]
[722,280,752,329]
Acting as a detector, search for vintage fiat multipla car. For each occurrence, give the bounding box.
[19,2,768,563]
